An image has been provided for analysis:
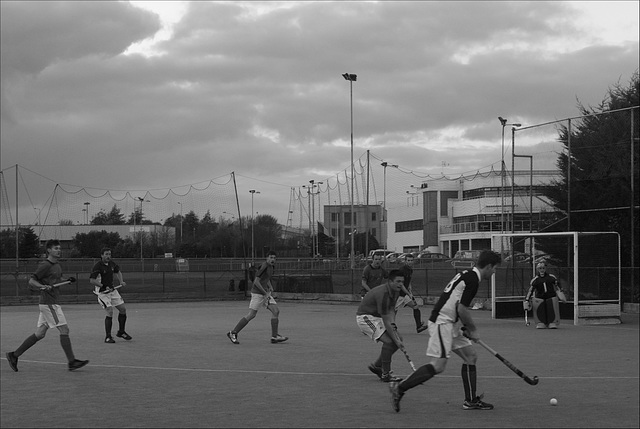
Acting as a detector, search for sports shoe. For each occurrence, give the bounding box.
[416,322,428,333]
[548,323,558,329]
[116,331,132,340]
[68,359,89,371]
[389,381,404,412]
[368,363,383,379]
[270,334,288,344]
[6,351,18,372]
[463,394,494,410]
[227,331,239,344]
[105,336,115,344]
[380,372,403,383]
[536,323,546,329]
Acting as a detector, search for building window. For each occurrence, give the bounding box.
[440,191,458,216]
[371,228,376,237]
[331,228,337,237]
[344,212,351,225]
[395,219,423,232]
[372,212,377,221]
[331,212,337,222]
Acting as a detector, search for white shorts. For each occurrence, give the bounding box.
[395,295,415,311]
[37,304,68,328]
[96,288,125,309]
[426,321,473,359]
[356,314,386,342]
[249,293,276,311]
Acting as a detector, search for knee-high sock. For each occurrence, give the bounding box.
[105,316,113,336]
[380,342,398,373]
[271,317,278,337]
[461,364,477,401]
[14,334,40,358]
[232,317,249,333]
[59,334,75,362]
[413,308,422,328]
[117,313,127,333]
[399,363,436,392]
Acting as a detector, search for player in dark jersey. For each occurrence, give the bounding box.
[361,254,387,298]
[524,261,564,329]
[89,247,131,343]
[5,239,89,372]
[357,270,406,382]
[227,251,288,344]
[390,250,502,412]
[394,254,427,333]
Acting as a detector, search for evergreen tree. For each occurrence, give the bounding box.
[542,71,639,268]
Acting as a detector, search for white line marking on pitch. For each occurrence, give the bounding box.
[2,358,638,380]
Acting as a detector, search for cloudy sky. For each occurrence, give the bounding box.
[1,1,638,225]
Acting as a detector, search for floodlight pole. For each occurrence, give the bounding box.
[178,202,183,256]
[249,190,260,264]
[83,202,90,225]
[499,117,520,250]
[343,72,357,269]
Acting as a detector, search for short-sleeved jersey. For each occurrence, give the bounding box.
[356,283,399,317]
[429,267,482,324]
[361,264,388,295]
[90,260,121,292]
[251,261,274,295]
[528,273,558,300]
[397,264,413,296]
[31,259,63,305]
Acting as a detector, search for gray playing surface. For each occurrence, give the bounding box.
[1,300,638,428]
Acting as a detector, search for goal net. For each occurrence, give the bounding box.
[490,231,621,325]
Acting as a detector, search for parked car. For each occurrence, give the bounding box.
[367,249,394,262]
[504,252,532,264]
[386,252,403,263]
[450,250,482,268]
[417,252,450,263]
[396,252,418,262]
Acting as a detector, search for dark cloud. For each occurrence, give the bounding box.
[1,1,637,223]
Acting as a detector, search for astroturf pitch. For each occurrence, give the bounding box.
[1,300,638,428]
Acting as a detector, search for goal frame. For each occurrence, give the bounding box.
[490,231,621,325]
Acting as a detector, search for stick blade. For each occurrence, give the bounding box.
[526,376,539,385]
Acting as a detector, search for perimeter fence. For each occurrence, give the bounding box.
[1,258,637,307]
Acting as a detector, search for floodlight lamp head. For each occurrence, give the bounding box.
[342,73,357,81]
[498,117,507,126]
[513,123,522,127]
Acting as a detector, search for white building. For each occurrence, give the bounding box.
[386,169,560,256]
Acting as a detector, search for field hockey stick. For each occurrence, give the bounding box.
[523,300,530,326]
[39,279,73,290]
[93,285,123,295]
[400,346,417,372]
[474,338,539,385]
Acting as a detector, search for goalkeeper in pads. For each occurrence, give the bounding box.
[389,250,502,412]
[356,270,406,383]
